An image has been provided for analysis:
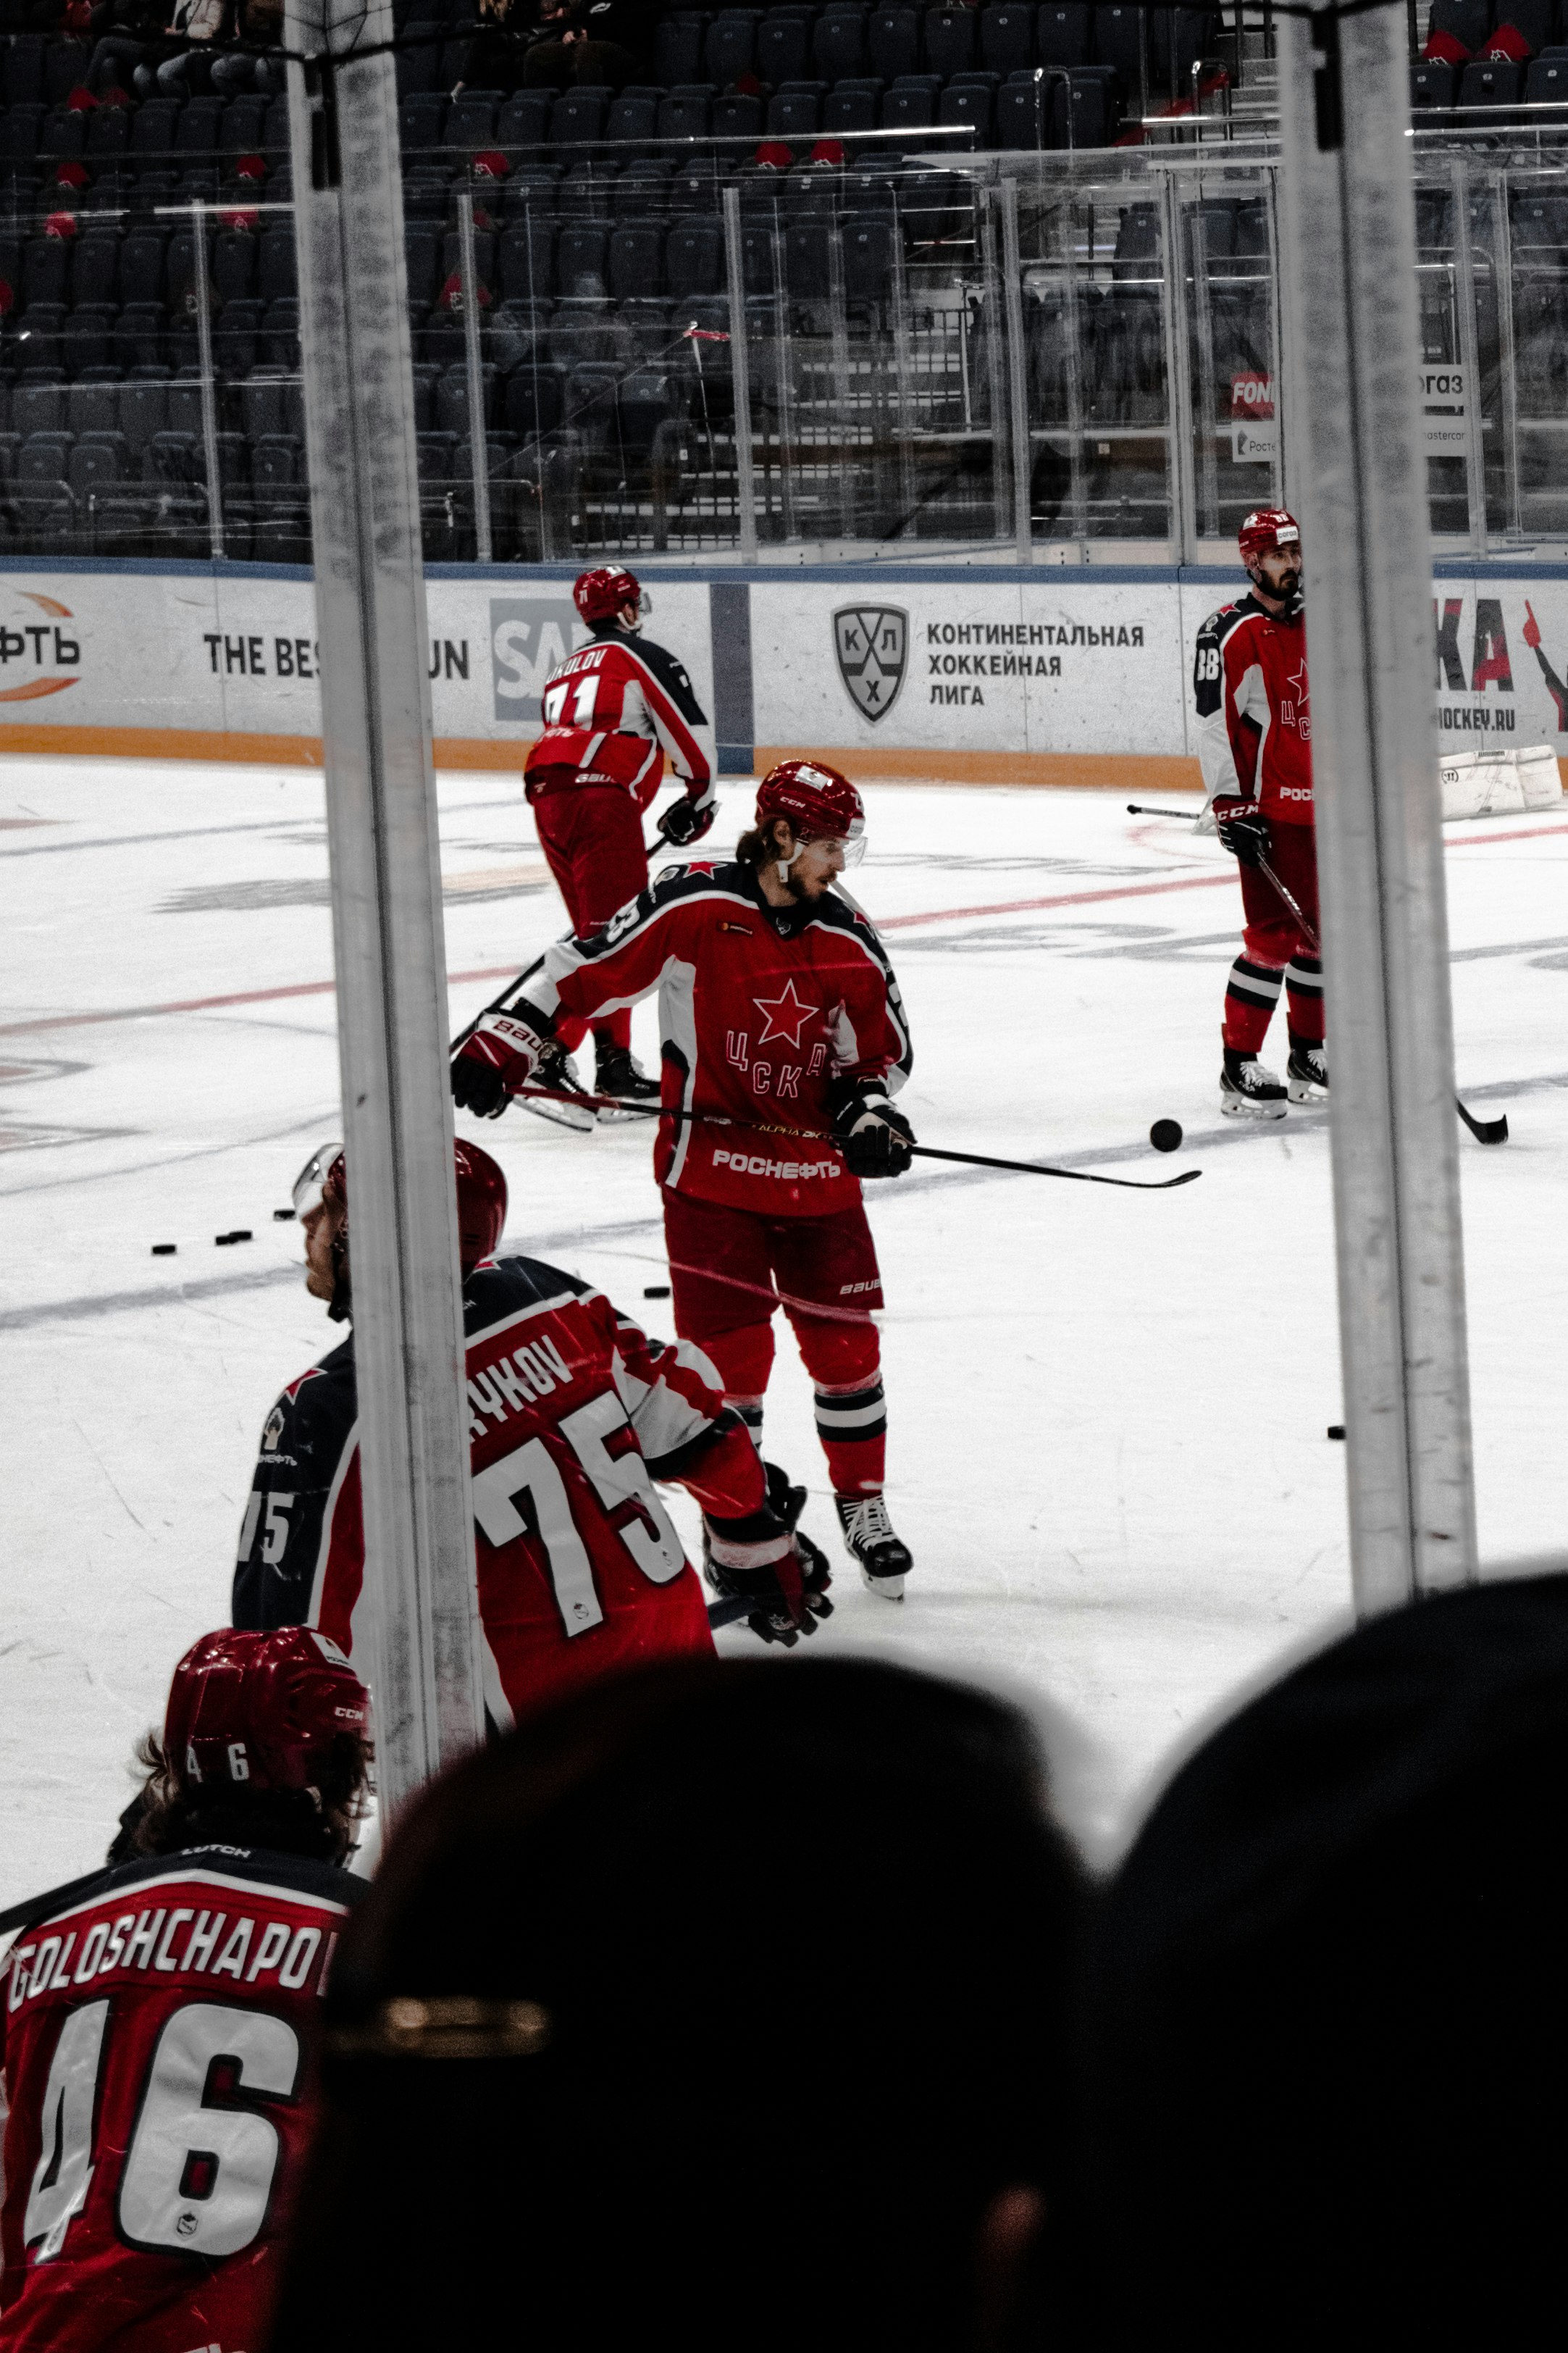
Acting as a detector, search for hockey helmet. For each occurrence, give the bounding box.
[290,1138,507,1273]
[574,565,642,626]
[164,1626,370,1795]
[754,760,867,864]
[1238,508,1301,568]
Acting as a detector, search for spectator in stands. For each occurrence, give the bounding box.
[520,0,653,93]
[1083,1573,1568,2343]
[147,0,235,95]
[209,0,280,90]
[269,1657,1085,2353]
[451,0,533,98]
[84,0,165,94]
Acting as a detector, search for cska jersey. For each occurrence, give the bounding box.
[524,625,713,811]
[1193,592,1315,826]
[532,859,913,1218]
[231,1256,766,1724]
[0,1843,359,2353]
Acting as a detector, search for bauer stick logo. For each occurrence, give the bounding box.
[833,605,907,724]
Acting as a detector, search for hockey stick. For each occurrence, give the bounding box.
[1252,852,1509,1148]
[1126,802,1208,819]
[507,1085,1201,1191]
[706,1593,758,1631]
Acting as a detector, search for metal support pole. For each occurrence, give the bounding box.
[1263,164,1288,510]
[1491,165,1521,540]
[826,198,856,546]
[981,192,1012,547]
[286,0,484,1807]
[997,177,1034,563]
[1450,154,1488,557]
[1158,168,1196,561]
[770,204,798,544]
[1190,183,1223,540]
[457,184,492,564]
[1058,191,1089,559]
[722,183,759,563]
[190,200,224,561]
[889,195,918,535]
[1277,6,1477,1614]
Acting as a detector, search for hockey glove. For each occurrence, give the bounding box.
[1213,799,1270,868]
[830,1082,916,1179]
[703,1485,829,1647]
[451,1003,559,1120]
[657,788,717,848]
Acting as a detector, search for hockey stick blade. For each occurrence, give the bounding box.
[1456,1097,1509,1145]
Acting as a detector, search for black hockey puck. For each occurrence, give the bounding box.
[1327,1424,1346,1441]
[151,1243,176,1256]
[643,1284,671,1300]
[273,1208,295,1222]
[1149,1119,1183,1153]
[215,1230,254,1246]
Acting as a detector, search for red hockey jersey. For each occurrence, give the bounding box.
[524,626,713,811]
[533,860,913,1217]
[231,1256,772,1724]
[1193,593,1315,826]
[0,1844,359,2353]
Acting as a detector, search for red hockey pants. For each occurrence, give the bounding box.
[1222,819,1325,1056]
[529,777,647,1053]
[662,1190,888,1499]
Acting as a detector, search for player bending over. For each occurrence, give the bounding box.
[451,761,918,1599]
[232,1137,826,1671]
[527,565,717,1115]
[0,1627,372,2353]
[1194,507,1327,1120]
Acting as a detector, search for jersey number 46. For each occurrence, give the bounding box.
[25,1998,299,2265]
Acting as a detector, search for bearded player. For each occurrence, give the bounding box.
[527,566,717,1113]
[232,1134,827,1671]
[1194,507,1326,1119]
[450,761,918,1599]
[0,1627,371,2353]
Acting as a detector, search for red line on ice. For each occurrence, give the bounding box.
[5,818,1565,1039]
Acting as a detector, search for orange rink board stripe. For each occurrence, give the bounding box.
[0,724,532,771]
[6,818,1566,1042]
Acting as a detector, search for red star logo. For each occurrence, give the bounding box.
[1287,655,1309,706]
[752,977,819,1049]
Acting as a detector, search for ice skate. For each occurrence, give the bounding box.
[593,1043,661,1123]
[519,1051,597,1132]
[1287,1042,1328,1103]
[1220,1048,1288,1121]
[835,1492,912,1600]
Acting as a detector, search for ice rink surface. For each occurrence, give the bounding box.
[4,756,1566,1903]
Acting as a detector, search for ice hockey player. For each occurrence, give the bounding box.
[232,1135,827,1677]
[450,760,919,1600]
[527,565,717,1113]
[0,1626,372,2353]
[1194,507,1326,1119]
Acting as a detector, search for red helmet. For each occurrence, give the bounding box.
[755,759,865,850]
[1238,508,1301,567]
[574,566,641,625]
[164,1627,370,1796]
[291,1139,506,1273]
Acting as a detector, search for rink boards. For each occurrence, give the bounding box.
[2,561,1568,784]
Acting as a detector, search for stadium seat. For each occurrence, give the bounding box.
[118,368,170,458]
[768,80,828,134]
[924,6,978,77]
[1038,2,1093,67]
[868,6,921,78]
[175,99,225,159]
[660,85,717,141]
[259,226,297,303]
[447,93,500,151]
[66,374,123,438]
[399,94,447,154]
[825,79,885,132]
[436,360,500,435]
[605,88,661,146]
[70,233,122,311]
[504,360,566,438]
[84,105,133,167]
[63,308,117,376]
[843,211,897,306]
[262,297,300,365]
[816,7,871,79]
[70,430,130,497]
[221,96,269,158]
[1525,51,1568,97]
[0,106,46,175]
[1459,57,1525,102]
[739,215,781,291]
[1427,0,1492,52]
[556,222,610,296]
[655,13,711,85]
[214,229,259,305]
[619,368,677,455]
[981,4,1037,75]
[1410,57,1458,106]
[713,91,765,138]
[882,75,941,130]
[12,375,68,438]
[609,221,667,298]
[550,88,611,149]
[666,216,726,298]
[405,226,442,310]
[616,295,677,360]
[215,298,265,374]
[939,76,997,145]
[997,70,1052,144]
[548,298,617,367]
[706,11,763,81]
[38,108,87,170]
[22,236,70,310]
[3,37,47,105]
[496,90,555,151]
[1060,63,1122,143]
[396,20,445,96]
[757,13,814,80]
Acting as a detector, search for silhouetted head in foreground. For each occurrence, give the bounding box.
[269,1657,1084,2353]
[1083,1575,1568,2344]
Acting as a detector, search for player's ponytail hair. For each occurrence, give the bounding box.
[736,818,790,869]
[123,1727,374,1865]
